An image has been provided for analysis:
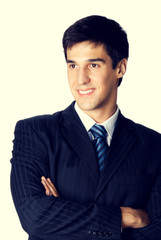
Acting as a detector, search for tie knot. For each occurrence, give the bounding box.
[89,124,107,139]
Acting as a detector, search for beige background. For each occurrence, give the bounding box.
[1,0,161,239]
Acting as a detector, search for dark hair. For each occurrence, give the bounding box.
[63,15,129,86]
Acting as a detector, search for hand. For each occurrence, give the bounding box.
[41,176,59,197]
[120,207,150,229]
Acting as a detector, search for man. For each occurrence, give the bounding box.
[10,15,161,240]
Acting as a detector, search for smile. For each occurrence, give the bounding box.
[78,89,94,95]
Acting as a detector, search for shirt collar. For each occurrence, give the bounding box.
[74,103,119,139]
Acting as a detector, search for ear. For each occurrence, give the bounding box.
[117,58,128,78]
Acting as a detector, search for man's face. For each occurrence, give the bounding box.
[66,41,122,121]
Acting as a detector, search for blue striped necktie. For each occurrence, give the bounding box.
[89,124,108,171]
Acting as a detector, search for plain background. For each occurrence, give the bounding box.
[1,0,161,239]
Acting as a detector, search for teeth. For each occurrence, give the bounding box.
[79,89,93,94]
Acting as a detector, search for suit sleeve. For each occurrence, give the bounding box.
[10,119,122,239]
[122,165,161,240]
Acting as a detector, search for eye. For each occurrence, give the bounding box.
[69,64,78,69]
[90,63,99,68]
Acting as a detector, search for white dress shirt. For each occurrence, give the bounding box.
[75,103,119,146]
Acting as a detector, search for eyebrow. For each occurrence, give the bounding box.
[88,58,105,63]
[66,58,106,63]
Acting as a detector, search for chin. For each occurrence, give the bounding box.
[77,103,96,112]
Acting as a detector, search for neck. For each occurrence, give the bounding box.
[83,103,117,123]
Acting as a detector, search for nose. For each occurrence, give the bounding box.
[77,67,90,85]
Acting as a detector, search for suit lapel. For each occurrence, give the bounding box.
[59,102,99,185]
[59,104,138,199]
[95,113,137,201]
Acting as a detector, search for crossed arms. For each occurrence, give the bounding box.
[11,119,161,240]
[41,176,150,229]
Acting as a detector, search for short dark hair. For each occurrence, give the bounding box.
[62,15,129,86]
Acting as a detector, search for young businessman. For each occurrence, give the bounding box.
[11,15,161,240]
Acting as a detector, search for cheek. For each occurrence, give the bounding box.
[68,80,73,91]
[68,78,76,94]
[97,76,109,89]
[68,71,77,84]
[68,72,74,85]
[98,77,114,94]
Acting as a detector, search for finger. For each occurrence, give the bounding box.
[45,180,59,197]
[47,179,59,197]
[47,178,59,196]
[44,178,59,197]
[41,177,53,196]
[41,180,52,196]
[41,176,59,197]
[41,176,53,196]
[41,176,50,195]
[41,176,47,182]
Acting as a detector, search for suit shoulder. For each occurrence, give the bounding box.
[15,110,63,130]
[125,116,161,140]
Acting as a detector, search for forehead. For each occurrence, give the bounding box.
[66,41,109,60]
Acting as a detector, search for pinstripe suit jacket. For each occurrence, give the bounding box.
[11,102,161,240]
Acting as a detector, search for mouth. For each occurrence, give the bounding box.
[77,89,95,96]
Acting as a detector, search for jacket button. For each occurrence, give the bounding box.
[95,231,102,237]
[107,231,112,237]
[102,232,107,237]
[98,231,102,236]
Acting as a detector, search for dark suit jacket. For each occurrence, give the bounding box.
[10,102,161,240]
